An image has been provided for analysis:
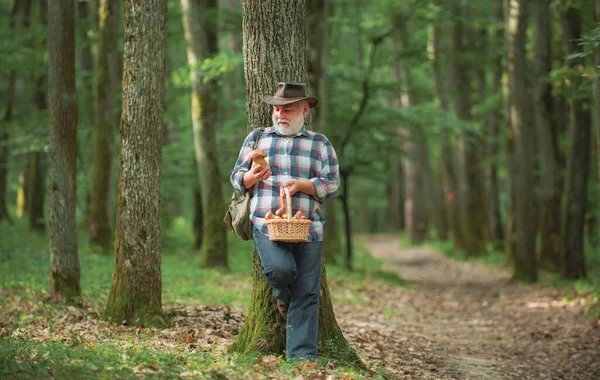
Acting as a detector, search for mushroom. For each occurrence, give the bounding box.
[247,149,269,170]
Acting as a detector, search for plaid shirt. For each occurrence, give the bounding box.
[230,126,340,242]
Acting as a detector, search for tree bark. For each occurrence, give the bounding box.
[102,0,170,327]
[428,18,462,247]
[28,152,45,231]
[48,0,81,305]
[0,0,21,224]
[450,4,487,256]
[29,0,47,233]
[230,0,364,368]
[394,26,428,245]
[77,0,95,129]
[533,0,562,271]
[595,1,600,192]
[561,6,591,279]
[486,0,505,250]
[507,0,537,282]
[307,0,341,263]
[89,0,120,253]
[181,0,229,269]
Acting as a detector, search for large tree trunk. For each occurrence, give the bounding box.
[307,0,341,263]
[181,0,228,269]
[230,1,364,368]
[561,6,591,279]
[533,0,562,272]
[102,0,170,327]
[449,4,487,256]
[48,0,81,305]
[89,0,120,253]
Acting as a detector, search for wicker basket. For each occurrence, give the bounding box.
[265,188,311,242]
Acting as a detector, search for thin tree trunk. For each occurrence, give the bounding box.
[307,0,341,263]
[102,0,170,327]
[487,0,505,250]
[533,0,562,271]
[595,1,600,189]
[89,0,120,253]
[0,0,21,223]
[394,28,428,244]
[428,18,463,247]
[77,0,95,129]
[16,158,30,218]
[192,187,203,249]
[29,0,47,233]
[230,1,364,368]
[181,0,228,269]
[48,0,81,305]
[386,153,403,232]
[28,152,45,231]
[561,6,591,279]
[507,0,537,282]
[450,4,486,256]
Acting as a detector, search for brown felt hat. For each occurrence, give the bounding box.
[262,82,318,108]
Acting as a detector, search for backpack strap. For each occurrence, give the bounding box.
[252,127,266,150]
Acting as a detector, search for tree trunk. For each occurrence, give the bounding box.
[29,0,47,233]
[340,170,353,269]
[394,28,428,244]
[486,0,505,250]
[428,18,463,248]
[307,0,341,263]
[230,1,364,368]
[0,0,21,224]
[450,4,487,256]
[16,158,30,218]
[77,0,95,130]
[507,0,537,282]
[89,0,121,253]
[561,6,591,279]
[102,0,170,327]
[181,0,228,269]
[48,0,81,305]
[533,0,562,272]
[192,187,203,249]
[386,153,403,232]
[595,1,600,193]
[28,152,45,231]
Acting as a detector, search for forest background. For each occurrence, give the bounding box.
[1,0,599,378]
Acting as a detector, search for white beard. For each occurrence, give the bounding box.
[272,113,305,136]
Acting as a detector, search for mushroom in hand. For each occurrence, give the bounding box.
[247,149,269,170]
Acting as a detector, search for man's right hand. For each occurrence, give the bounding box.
[243,164,271,188]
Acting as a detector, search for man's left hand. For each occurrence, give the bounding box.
[281,179,317,198]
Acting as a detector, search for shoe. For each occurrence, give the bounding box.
[276,299,288,320]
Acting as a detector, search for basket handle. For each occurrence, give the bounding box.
[284,187,292,221]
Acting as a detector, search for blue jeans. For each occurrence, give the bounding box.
[253,226,323,361]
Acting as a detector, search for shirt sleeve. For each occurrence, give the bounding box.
[230,129,260,192]
[310,136,340,202]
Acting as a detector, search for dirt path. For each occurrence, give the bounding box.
[336,234,600,380]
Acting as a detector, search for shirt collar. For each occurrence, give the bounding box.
[266,126,310,137]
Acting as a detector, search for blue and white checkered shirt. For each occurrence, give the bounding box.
[230,126,340,242]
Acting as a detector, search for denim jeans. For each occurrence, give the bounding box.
[253,226,323,361]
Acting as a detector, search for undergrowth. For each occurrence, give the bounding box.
[0,219,401,379]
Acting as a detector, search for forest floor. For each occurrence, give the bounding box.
[2,232,599,379]
[345,234,600,380]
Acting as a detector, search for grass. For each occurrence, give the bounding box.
[0,219,403,379]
